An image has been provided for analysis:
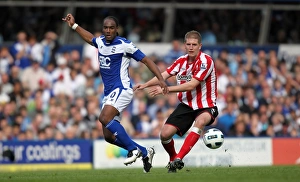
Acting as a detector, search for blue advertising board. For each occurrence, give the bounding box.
[0,140,93,171]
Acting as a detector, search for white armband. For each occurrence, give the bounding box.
[72,23,78,30]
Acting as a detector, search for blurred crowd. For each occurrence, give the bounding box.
[0,29,300,142]
[0,6,299,45]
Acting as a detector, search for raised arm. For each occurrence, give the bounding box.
[62,14,94,45]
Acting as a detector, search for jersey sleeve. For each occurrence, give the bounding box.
[166,58,181,76]
[193,55,214,81]
[91,37,98,48]
[124,41,145,61]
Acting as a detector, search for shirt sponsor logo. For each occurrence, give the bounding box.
[177,74,192,81]
[99,56,111,69]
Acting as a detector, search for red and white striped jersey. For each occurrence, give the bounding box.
[166,51,218,110]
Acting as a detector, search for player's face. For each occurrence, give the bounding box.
[184,38,202,58]
[103,19,118,42]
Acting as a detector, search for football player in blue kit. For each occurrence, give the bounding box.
[63,13,168,172]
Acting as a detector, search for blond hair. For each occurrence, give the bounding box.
[184,30,202,43]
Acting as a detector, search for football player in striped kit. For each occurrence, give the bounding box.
[135,30,219,173]
[63,14,168,173]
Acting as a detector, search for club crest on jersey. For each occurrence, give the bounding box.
[177,74,192,82]
[200,63,207,69]
[111,46,116,53]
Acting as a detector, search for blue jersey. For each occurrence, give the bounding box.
[92,36,145,96]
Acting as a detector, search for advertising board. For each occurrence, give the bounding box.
[0,140,92,171]
[93,138,273,169]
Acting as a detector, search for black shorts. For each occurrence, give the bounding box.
[165,103,218,137]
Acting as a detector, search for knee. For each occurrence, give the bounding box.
[98,115,110,126]
[194,120,207,130]
[195,112,213,128]
[98,118,105,126]
[160,130,172,141]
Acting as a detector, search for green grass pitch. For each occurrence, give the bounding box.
[0,166,299,182]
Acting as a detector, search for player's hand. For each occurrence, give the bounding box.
[133,83,145,92]
[62,14,75,27]
[159,80,169,95]
[148,86,163,97]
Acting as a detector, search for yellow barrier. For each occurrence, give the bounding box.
[0,163,92,172]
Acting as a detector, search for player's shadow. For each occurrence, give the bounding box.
[2,149,15,162]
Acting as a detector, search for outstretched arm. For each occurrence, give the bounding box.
[140,57,169,94]
[148,78,200,97]
[62,14,94,45]
[134,70,170,91]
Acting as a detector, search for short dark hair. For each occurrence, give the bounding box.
[104,16,119,27]
[103,16,119,35]
[184,30,202,43]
